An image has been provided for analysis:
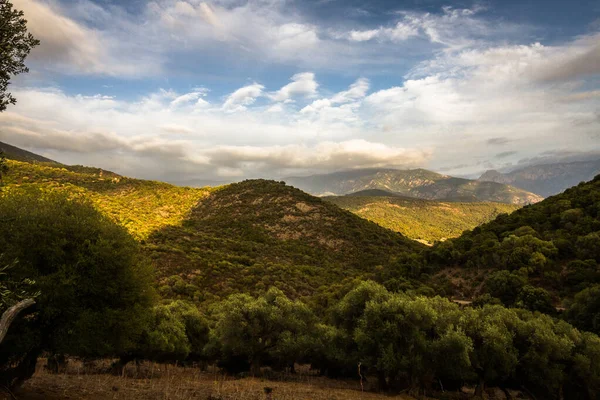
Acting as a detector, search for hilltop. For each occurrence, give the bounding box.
[326,194,519,244]
[479,159,600,197]
[285,168,543,205]
[147,179,425,303]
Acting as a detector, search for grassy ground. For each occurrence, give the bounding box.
[4,360,417,400]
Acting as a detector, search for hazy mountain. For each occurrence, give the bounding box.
[479,159,600,197]
[285,168,543,205]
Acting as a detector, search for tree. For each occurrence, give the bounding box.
[0,151,8,184]
[208,288,315,375]
[0,188,155,388]
[0,0,40,112]
[565,285,600,335]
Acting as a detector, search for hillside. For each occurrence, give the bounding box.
[326,194,519,244]
[285,168,543,205]
[479,159,600,197]
[146,180,425,303]
[2,159,209,239]
[427,174,600,312]
[0,141,59,164]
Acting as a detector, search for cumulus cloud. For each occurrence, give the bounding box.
[269,72,319,102]
[222,83,265,112]
[14,0,159,76]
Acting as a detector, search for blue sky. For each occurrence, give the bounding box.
[1,0,599,182]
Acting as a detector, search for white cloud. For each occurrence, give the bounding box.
[222,83,265,112]
[269,72,319,102]
[331,78,370,104]
[14,0,159,76]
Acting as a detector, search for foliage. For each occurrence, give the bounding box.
[564,285,600,335]
[207,288,316,374]
[427,175,600,319]
[0,260,38,312]
[3,159,210,239]
[0,188,156,375]
[327,194,519,243]
[147,179,424,305]
[0,0,40,111]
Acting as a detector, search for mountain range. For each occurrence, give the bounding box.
[285,168,543,205]
[479,159,600,197]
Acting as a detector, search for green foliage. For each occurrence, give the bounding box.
[147,180,424,304]
[327,194,519,243]
[0,188,156,362]
[0,0,40,112]
[428,175,600,319]
[0,260,38,311]
[207,288,316,373]
[0,151,8,183]
[3,159,210,239]
[564,285,600,335]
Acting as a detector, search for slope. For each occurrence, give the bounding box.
[428,174,600,308]
[0,141,59,164]
[146,179,426,303]
[326,194,519,244]
[2,159,209,239]
[285,168,543,205]
[479,159,600,197]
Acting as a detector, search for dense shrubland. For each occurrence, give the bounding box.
[327,194,519,243]
[424,175,600,333]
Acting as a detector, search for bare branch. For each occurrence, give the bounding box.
[0,298,35,344]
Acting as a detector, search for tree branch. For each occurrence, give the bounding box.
[0,298,35,344]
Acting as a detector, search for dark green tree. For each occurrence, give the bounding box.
[208,288,315,375]
[0,0,40,112]
[0,188,155,387]
[0,151,8,184]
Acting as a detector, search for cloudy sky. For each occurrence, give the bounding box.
[1,0,599,183]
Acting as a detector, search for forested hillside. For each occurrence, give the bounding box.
[427,175,600,328]
[147,179,425,303]
[326,192,519,243]
[285,168,543,205]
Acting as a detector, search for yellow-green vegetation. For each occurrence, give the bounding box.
[326,193,519,244]
[3,160,210,239]
[147,180,425,304]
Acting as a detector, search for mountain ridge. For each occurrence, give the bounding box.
[285,168,543,205]
[479,159,600,197]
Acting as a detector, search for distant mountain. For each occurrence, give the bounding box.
[479,159,600,197]
[326,194,519,244]
[285,168,543,205]
[0,141,59,164]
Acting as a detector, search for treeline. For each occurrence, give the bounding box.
[1,188,600,399]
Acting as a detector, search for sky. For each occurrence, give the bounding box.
[1,0,599,183]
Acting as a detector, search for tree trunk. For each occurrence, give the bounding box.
[474,376,486,399]
[250,356,261,377]
[0,299,36,345]
[111,355,134,376]
[0,347,41,390]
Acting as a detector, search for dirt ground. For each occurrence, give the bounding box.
[2,359,418,400]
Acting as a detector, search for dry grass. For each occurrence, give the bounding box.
[4,360,417,400]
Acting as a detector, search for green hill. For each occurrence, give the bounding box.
[2,159,209,240]
[146,179,425,304]
[326,194,519,244]
[427,174,600,311]
[285,168,543,205]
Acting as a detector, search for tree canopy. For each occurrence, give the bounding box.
[0,0,39,112]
